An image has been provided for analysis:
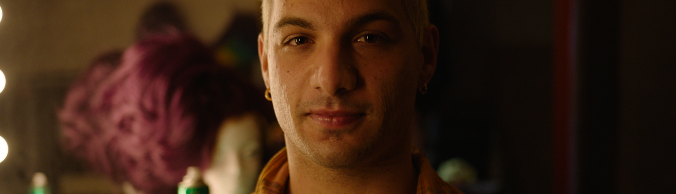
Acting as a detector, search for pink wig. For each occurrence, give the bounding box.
[58,50,122,169]
[61,34,270,193]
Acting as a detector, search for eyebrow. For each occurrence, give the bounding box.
[272,12,400,33]
[349,12,400,29]
[273,17,315,32]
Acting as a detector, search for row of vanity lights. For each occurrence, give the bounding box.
[0,4,9,164]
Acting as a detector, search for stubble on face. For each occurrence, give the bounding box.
[265,0,422,170]
[277,72,417,170]
[290,95,378,168]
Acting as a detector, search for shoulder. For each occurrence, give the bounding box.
[413,148,465,194]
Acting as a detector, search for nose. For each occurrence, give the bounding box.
[310,41,357,96]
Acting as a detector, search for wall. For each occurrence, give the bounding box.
[0,1,258,193]
[618,0,676,193]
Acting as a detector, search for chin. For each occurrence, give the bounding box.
[305,137,377,168]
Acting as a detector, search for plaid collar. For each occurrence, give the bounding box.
[252,147,464,194]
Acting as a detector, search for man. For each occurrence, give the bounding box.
[254,0,463,193]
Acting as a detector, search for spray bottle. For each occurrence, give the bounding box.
[29,172,51,194]
[178,166,209,194]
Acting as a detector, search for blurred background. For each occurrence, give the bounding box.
[0,0,673,193]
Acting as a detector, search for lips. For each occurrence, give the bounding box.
[307,109,365,128]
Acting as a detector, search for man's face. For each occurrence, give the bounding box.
[259,0,435,167]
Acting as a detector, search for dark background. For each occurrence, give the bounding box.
[419,0,675,193]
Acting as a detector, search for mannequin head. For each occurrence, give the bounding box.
[204,112,264,194]
[135,1,188,41]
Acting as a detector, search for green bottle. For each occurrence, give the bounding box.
[29,172,51,194]
[178,166,209,194]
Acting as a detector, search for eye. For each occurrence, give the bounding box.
[285,36,312,46]
[356,34,382,43]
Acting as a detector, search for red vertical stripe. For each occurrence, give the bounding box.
[553,0,577,193]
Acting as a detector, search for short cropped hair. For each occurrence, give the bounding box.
[260,0,429,47]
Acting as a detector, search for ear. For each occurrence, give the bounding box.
[258,33,270,89]
[419,25,440,87]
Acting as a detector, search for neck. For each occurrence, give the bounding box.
[285,144,417,194]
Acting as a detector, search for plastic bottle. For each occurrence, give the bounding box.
[178,166,209,194]
[29,172,51,194]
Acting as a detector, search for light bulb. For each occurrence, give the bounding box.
[0,69,5,93]
[0,5,3,23]
[0,135,8,163]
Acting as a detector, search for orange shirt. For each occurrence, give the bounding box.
[252,148,465,194]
